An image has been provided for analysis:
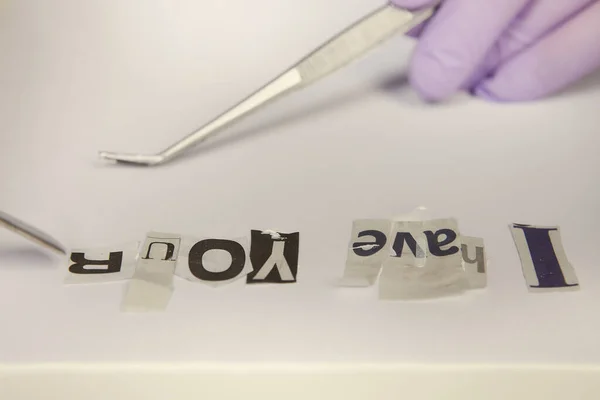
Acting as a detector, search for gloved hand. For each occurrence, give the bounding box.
[390,0,600,101]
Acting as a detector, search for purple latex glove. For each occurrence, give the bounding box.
[390,0,600,101]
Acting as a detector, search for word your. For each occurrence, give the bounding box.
[65,230,300,286]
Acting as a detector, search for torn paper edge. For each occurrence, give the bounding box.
[391,206,432,222]
[261,229,282,240]
[337,219,393,287]
[378,218,469,300]
[120,232,180,312]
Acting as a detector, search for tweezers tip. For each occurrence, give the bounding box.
[98,151,164,166]
[98,151,117,161]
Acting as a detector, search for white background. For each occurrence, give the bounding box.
[1,0,600,397]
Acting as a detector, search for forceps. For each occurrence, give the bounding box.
[99,3,436,166]
[0,211,66,255]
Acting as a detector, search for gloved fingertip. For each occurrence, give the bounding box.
[408,51,461,102]
[410,76,444,102]
[388,0,438,11]
[473,80,541,103]
[471,85,511,102]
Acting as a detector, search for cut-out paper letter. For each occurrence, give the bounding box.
[379,218,468,300]
[246,230,299,284]
[461,236,487,289]
[64,242,139,284]
[424,228,460,257]
[510,223,579,292]
[339,219,392,287]
[392,231,426,259]
[175,236,252,287]
[121,232,180,312]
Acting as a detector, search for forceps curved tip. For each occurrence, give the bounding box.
[99,4,436,167]
[99,151,164,166]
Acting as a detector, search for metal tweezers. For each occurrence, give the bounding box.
[0,211,66,255]
[98,3,436,166]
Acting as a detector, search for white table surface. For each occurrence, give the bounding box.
[1,0,600,398]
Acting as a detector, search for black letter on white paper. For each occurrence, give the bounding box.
[391,232,425,258]
[424,229,459,256]
[246,230,299,284]
[340,219,392,287]
[143,241,176,261]
[352,230,387,256]
[69,251,123,274]
[188,239,247,282]
[64,242,139,284]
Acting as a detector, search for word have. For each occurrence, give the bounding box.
[354,226,481,262]
[65,229,300,286]
[340,218,487,298]
[341,218,579,294]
